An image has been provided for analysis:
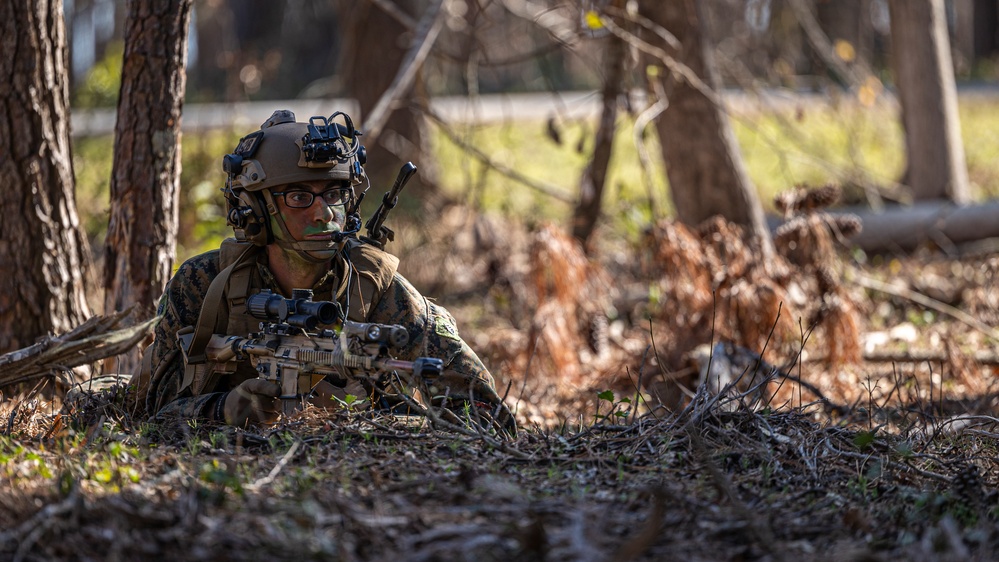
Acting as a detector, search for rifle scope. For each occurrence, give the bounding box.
[247,289,340,330]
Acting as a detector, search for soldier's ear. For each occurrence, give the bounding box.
[228,190,272,246]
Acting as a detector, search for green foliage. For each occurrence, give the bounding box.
[70,97,999,268]
[73,42,123,108]
[593,389,632,424]
[73,129,238,265]
[431,98,999,233]
[852,428,879,451]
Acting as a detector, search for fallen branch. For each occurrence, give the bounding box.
[827,201,999,253]
[854,274,999,342]
[863,348,999,365]
[363,0,445,144]
[0,311,158,389]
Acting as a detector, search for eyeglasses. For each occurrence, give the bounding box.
[273,187,352,209]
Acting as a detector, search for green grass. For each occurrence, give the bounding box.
[72,96,999,264]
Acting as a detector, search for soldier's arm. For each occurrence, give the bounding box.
[146,252,227,422]
[368,273,515,430]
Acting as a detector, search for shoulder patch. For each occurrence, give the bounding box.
[435,316,461,341]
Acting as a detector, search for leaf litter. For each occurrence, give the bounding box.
[3,187,999,560]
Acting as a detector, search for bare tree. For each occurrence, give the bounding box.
[104,0,193,371]
[0,0,93,355]
[336,0,438,195]
[888,0,970,203]
[571,26,626,247]
[642,0,774,254]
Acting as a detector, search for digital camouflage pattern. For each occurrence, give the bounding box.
[146,242,515,430]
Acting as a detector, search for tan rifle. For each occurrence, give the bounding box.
[204,289,442,415]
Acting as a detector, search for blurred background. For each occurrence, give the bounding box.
[64,0,999,263]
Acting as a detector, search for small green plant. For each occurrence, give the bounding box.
[199,459,243,504]
[209,430,229,451]
[593,390,632,425]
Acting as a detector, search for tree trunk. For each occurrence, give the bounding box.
[888,0,970,203]
[571,31,625,248]
[0,0,93,355]
[336,0,435,198]
[643,0,774,256]
[104,0,192,372]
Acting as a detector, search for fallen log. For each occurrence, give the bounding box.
[863,348,999,365]
[826,200,999,253]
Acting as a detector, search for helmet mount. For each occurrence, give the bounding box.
[222,110,369,261]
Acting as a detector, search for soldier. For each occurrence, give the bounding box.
[144,109,514,432]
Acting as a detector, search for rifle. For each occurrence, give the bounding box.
[203,289,442,415]
[360,162,418,249]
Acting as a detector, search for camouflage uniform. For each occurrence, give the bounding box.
[146,240,513,430]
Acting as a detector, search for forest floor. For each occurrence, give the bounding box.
[2,196,999,561]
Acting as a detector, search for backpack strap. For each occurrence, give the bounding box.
[180,243,256,392]
[343,238,399,320]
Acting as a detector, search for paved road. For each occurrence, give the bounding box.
[70,92,610,137]
[70,86,999,137]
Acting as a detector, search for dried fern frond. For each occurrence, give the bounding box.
[826,214,863,239]
[804,184,841,210]
[729,278,797,354]
[774,186,809,215]
[775,214,835,268]
[529,224,591,308]
[775,184,841,216]
[822,291,862,366]
[816,264,839,296]
[697,216,752,280]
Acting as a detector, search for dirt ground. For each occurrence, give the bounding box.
[2,199,999,561]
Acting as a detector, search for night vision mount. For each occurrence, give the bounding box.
[301,112,367,180]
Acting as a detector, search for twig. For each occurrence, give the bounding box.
[855,274,999,342]
[419,103,575,203]
[369,0,416,29]
[364,0,446,144]
[247,439,300,491]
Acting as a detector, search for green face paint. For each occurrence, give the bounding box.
[271,204,346,240]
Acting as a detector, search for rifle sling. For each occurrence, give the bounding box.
[185,243,256,365]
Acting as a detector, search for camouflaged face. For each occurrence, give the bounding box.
[146,245,515,431]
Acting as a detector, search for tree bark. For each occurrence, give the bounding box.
[104,0,192,371]
[0,0,93,355]
[643,0,774,256]
[888,0,970,203]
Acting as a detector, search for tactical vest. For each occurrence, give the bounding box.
[179,237,399,396]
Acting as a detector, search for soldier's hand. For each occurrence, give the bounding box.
[224,379,281,426]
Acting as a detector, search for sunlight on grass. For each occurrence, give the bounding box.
[73,96,999,264]
[432,96,999,223]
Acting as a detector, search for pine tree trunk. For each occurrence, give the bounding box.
[104,0,192,372]
[0,0,93,355]
[643,0,774,256]
[888,0,970,203]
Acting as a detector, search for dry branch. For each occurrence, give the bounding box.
[363,0,445,143]
[420,104,575,203]
[0,311,157,389]
[855,273,999,342]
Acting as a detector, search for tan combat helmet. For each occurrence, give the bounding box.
[222,110,368,261]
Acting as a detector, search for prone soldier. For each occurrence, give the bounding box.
[144,109,515,432]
